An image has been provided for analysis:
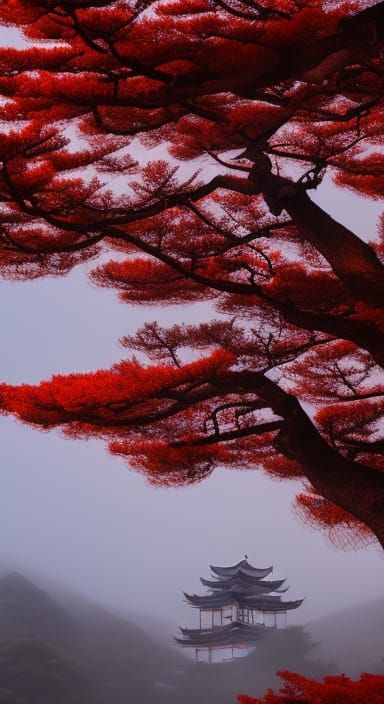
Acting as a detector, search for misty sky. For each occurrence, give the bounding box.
[1,23,384,647]
[1,253,384,638]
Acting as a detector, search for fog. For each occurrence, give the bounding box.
[1,260,384,640]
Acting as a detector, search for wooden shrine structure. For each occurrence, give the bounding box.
[175,557,303,662]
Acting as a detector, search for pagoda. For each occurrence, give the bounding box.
[175,557,303,663]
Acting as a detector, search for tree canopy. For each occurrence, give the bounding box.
[0,0,383,548]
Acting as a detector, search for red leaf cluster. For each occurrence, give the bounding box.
[238,671,384,704]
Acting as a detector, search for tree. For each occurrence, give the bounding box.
[0,0,383,547]
[0,639,88,704]
[238,671,384,703]
[244,627,336,682]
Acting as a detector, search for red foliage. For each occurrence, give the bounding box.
[91,256,210,304]
[0,0,383,547]
[0,349,234,427]
[294,488,375,550]
[238,671,384,703]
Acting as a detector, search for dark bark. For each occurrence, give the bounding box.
[283,190,384,306]
[249,159,384,307]
[238,372,384,547]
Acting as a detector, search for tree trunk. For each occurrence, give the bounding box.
[238,372,384,548]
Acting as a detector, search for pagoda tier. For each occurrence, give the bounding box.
[175,621,266,647]
[210,560,272,579]
[241,595,303,611]
[200,574,286,593]
[176,558,303,662]
[183,590,234,608]
[184,590,303,612]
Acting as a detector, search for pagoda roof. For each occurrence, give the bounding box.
[184,591,303,612]
[201,574,286,593]
[239,595,304,612]
[175,621,266,647]
[210,560,272,579]
[184,591,235,609]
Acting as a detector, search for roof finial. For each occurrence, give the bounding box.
[244,554,248,560]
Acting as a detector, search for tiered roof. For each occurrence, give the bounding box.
[184,591,303,611]
[176,559,303,651]
[200,574,287,592]
[210,560,272,579]
[175,621,266,647]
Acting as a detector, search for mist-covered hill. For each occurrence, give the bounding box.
[0,572,189,704]
[310,596,384,675]
[0,571,381,704]
[0,572,79,648]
